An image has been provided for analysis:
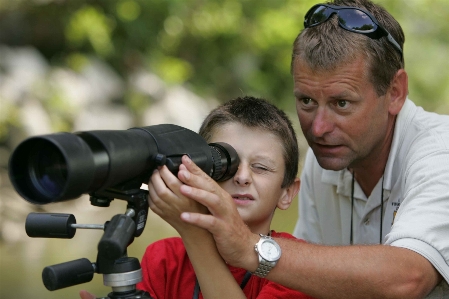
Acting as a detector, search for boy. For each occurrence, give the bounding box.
[81,96,314,298]
[142,96,314,298]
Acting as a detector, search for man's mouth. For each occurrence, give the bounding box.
[313,143,344,152]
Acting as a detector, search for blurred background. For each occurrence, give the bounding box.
[1,0,448,298]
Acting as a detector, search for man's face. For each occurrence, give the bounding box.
[293,56,392,171]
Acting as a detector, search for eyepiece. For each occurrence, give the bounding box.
[209,142,239,182]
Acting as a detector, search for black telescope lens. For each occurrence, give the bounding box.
[208,142,239,182]
[30,144,68,198]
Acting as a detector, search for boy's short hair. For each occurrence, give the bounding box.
[199,96,299,188]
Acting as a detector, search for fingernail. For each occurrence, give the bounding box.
[181,212,190,221]
[180,185,191,193]
[180,170,190,180]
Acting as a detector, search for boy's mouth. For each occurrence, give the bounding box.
[232,194,254,201]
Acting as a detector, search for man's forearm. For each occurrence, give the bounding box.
[261,238,440,299]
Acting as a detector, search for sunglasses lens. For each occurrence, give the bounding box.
[339,9,375,31]
[307,5,332,26]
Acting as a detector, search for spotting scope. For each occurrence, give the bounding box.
[9,124,239,204]
[8,124,240,297]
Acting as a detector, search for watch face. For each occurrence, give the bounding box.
[260,239,281,261]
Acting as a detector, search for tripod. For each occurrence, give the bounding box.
[26,189,154,299]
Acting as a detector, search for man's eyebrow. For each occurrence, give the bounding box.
[330,90,356,99]
[294,90,309,98]
[294,90,356,100]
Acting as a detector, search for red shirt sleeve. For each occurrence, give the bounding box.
[137,232,316,299]
[137,237,197,299]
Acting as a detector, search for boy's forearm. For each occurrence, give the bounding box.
[181,228,247,299]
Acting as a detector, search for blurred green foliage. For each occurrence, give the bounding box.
[1,0,449,142]
[0,1,448,298]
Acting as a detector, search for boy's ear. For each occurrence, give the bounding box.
[277,178,300,210]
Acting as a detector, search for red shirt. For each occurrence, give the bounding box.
[137,231,315,299]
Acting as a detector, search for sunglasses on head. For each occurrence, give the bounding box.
[304,4,403,57]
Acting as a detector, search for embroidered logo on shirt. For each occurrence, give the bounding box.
[391,202,401,225]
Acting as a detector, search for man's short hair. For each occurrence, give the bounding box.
[291,0,405,96]
[199,96,299,188]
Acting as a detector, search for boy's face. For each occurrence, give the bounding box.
[209,122,291,234]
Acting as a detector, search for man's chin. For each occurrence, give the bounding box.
[315,156,349,171]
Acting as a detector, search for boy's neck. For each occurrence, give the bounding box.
[251,227,272,236]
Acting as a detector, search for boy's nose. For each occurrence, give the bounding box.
[233,165,252,186]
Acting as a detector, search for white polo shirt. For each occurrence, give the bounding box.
[293,99,449,296]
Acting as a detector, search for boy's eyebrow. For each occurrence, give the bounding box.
[253,154,277,166]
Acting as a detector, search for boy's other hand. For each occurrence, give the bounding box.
[79,290,96,299]
[148,165,208,236]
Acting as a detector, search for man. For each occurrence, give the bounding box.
[153,0,449,298]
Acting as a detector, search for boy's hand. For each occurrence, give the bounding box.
[148,164,208,236]
[177,155,259,270]
[79,290,96,299]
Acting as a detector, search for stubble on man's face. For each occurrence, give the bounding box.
[293,56,392,172]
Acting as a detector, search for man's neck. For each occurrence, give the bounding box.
[353,167,385,197]
[351,118,396,197]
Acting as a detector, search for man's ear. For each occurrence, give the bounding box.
[388,69,408,116]
[277,178,300,210]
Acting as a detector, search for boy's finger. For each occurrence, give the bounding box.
[150,169,173,198]
[79,290,96,299]
[182,155,214,179]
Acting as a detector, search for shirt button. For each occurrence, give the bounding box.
[364,218,370,225]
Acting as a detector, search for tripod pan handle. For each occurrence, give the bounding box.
[42,258,94,291]
[26,212,76,238]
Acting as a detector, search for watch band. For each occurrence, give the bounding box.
[253,234,281,278]
[253,257,276,278]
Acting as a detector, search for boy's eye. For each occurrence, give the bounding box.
[252,164,269,172]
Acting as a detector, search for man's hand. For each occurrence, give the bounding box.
[177,155,259,270]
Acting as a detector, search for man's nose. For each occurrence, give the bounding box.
[311,108,334,137]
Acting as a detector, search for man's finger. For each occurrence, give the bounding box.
[180,212,220,233]
[178,170,228,204]
[179,184,227,216]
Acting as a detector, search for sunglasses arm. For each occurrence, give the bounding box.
[386,33,403,57]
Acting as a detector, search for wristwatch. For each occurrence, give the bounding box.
[253,234,281,278]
